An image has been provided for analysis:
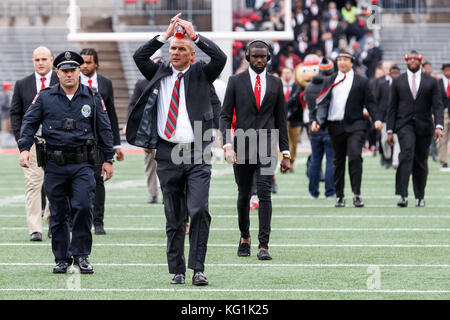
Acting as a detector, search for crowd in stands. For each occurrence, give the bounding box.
[232,0,383,79]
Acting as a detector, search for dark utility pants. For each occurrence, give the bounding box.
[44,160,95,264]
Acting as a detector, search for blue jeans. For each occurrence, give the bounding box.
[308,134,335,198]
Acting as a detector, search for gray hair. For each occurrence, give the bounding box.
[169,34,195,52]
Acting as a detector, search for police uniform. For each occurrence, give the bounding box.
[18,51,114,274]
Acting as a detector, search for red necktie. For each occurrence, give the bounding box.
[316,73,346,105]
[164,72,183,139]
[255,75,261,110]
[284,84,290,102]
[40,77,46,90]
[447,81,450,99]
[88,79,92,88]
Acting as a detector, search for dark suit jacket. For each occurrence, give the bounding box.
[126,35,226,150]
[374,76,391,122]
[10,71,58,142]
[127,78,222,129]
[286,84,303,126]
[387,72,443,136]
[220,69,289,156]
[439,78,450,115]
[97,73,121,146]
[311,71,379,134]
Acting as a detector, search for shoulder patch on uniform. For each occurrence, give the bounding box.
[100,98,107,112]
[32,93,40,104]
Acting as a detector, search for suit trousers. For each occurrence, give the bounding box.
[287,123,301,169]
[144,149,159,198]
[93,163,105,227]
[44,160,95,263]
[155,140,212,274]
[22,144,50,234]
[395,123,431,199]
[233,163,273,249]
[329,127,366,198]
[437,112,450,164]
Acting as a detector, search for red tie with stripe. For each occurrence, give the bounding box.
[285,84,290,102]
[315,73,346,105]
[40,77,46,91]
[164,72,183,139]
[255,75,261,110]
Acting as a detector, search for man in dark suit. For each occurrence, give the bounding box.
[126,14,226,286]
[220,40,290,261]
[311,50,382,207]
[79,48,123,235]
[387,51,444,207]
[375,64,401,168]
[437,63,450,168]
[10,46,58,241]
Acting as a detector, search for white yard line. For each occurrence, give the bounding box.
[0,288,449,294]
[0,262,449,268]
[1,227,450,232]
[0,243,449,248]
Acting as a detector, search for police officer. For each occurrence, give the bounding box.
[18,51,115,274]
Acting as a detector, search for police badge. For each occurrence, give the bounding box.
[81,105,91,117]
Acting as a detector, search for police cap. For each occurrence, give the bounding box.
[54,51,84,70]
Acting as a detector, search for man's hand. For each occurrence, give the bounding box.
[163,12,182,40]
[177,17,196,39]
[387,133,394,147]
[19,150,31,168]
[225,148,236,164]
[435,128,443,143]
[115,148,124,162]
[280,157,290,173]
[374,120,383,131]
[311,121,320,132]
[101,162,114,182]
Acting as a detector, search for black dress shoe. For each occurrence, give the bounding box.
[171,273,185,284]
[30,232,42,241]
[53,262,71,274]
[148,196,158,204]
[94,225,106,235]
[192,271,208,286]
[415,198,425,207]
[353,196,364,208]
[73,257,94,274]
[47,229,52,239]
[335,197,345,207]
[237,239,251,257]
[257,248,272,260]
[397,197,408,207]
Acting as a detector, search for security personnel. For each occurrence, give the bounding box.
[18,51,115,274]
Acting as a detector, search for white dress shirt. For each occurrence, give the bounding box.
[80,72,98,89]
[407,68,421,99]
[35,70,53,92]
[328,69,354,121]
[248,67,267,103]
[157,65,194,144]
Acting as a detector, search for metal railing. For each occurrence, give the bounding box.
[380,0,450,13]
[0,0,69,17]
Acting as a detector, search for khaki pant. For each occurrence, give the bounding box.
[438,112,450,164]
[144,149,159,198]
[22,144,50,235]
[1,118,11,133]
[287,123,301,168]
[380,123,400,167]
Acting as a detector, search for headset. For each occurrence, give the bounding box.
[404,53,423,62]
[336,52,355,63]
[245,40,271,62]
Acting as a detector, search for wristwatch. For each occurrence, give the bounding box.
[105,158,115,164]
[283,154,291,160]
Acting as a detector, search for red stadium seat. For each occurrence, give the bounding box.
[124,0,138,3]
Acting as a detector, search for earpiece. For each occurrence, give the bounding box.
[404,53,423,62]
[245,40,271,62]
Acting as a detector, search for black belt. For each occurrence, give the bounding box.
[46,148,90,165]
[158,138,195,151]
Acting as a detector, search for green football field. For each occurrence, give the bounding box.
[0,150,449,300]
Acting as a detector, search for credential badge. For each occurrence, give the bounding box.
[81,105,91,117]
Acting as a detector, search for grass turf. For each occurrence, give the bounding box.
[0,151,449,300]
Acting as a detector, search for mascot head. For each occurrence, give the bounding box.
[294,54,321,88]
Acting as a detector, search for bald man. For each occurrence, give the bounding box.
[10,46,58,241]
